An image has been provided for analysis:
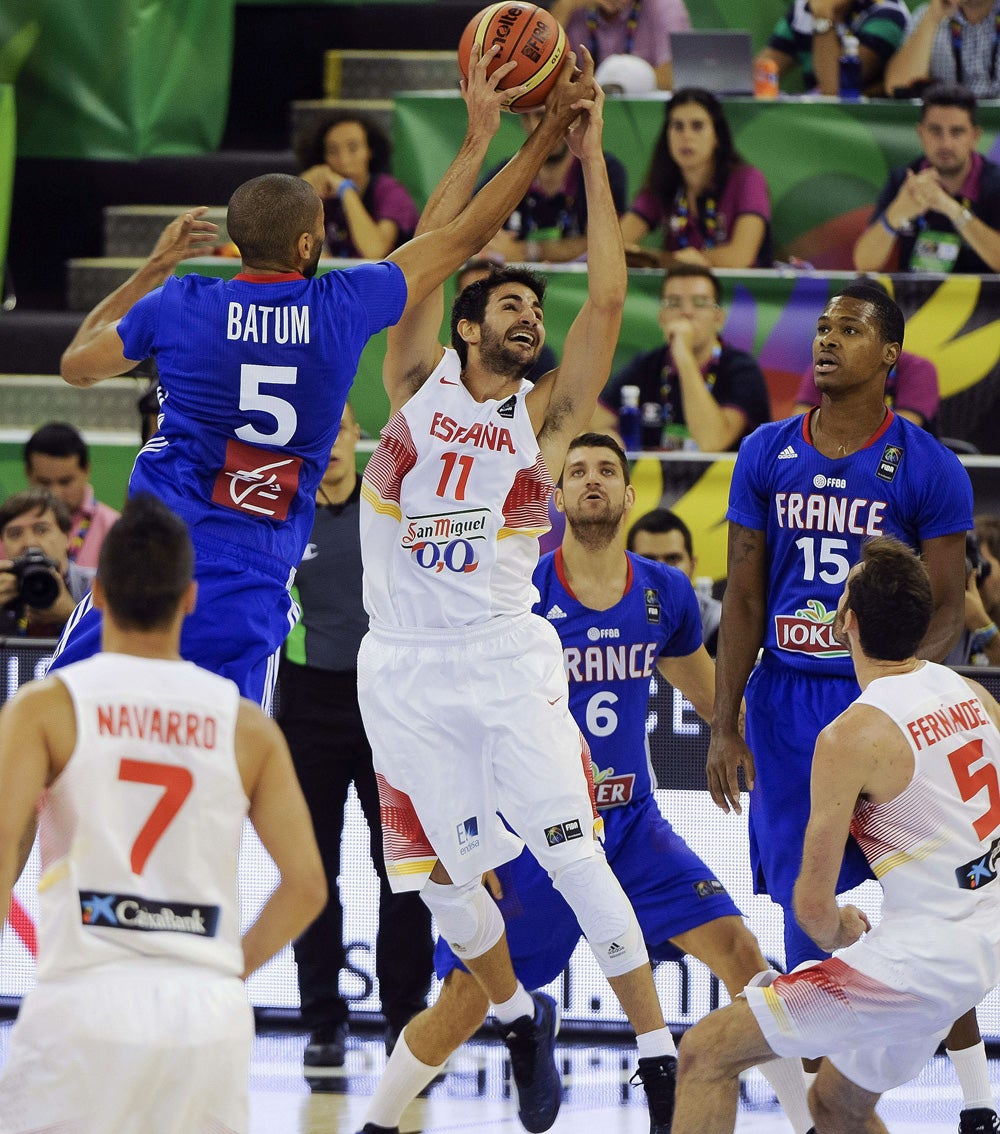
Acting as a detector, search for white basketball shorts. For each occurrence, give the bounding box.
[357,611,602,892]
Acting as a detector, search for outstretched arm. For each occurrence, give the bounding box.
[383,43,518,412]
[386,51,592,413]
[885,0,950,94]
[61,208,218,388]
[919,531,967,662]
[531,57,625,475]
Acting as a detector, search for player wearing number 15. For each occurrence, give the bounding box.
[55,75,591,707]
[0,495,327,1134]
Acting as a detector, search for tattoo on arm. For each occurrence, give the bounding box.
[730,523,762,568]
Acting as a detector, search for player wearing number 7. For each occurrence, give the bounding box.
[52,42,594,708]
[0,495,327,1134]
[707,283,999,1131]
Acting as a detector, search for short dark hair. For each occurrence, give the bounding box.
[24,422,88,470]
[450,265,547,367]
[920,82,978,126]
[845,536,932,660]
[97,495,194,630]
[559,433,630,487]
[227,173,321,267]
[663,263,722,304]
[0,488,72,536]
[626,508,692,556]
[456,256,505,292]
[832,282,905,348]
[296,111,392,177]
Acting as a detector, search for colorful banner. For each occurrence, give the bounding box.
[393,96,1000,271]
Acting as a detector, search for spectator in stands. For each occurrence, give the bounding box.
[23,422,120,569]
[456,259,559,382]
[756,0,911,95]
[794,279,940,433]
[886,0,1000,100]
[627,507,721,654]
[854,83,1000,273]
[592,264,771,452]
[548,0,692,91]
[0,488,94,638]
[948,515,1000,666]
[297,111,418,260]
[477,106,629,264]
[620,89,772,270]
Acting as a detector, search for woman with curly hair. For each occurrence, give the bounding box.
[297,111,418,260]
[620,88,772,269]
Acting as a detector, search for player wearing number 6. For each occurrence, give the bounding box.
[708,283,1000,1130]
[673,536,1000,1133]
[0,495,327,1134]
[54,47,593,708]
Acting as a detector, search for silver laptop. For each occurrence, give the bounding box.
[669,30,755,96]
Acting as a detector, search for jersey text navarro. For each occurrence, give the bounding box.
[96,705,218,749]
[430,412,515,453]
[775,492,887,534]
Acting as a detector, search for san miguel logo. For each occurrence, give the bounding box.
[774,599,848,659]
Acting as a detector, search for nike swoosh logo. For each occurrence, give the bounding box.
[441,377,459,385]
[547,697,562,706]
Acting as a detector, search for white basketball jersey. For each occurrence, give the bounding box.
[36,653,247,981]
[852,662,1000,920]
[360,348,554,629]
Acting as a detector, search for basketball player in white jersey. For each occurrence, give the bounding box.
[0,494,327,1134]
[357,47,675,1134]
[671,535,1000,1134]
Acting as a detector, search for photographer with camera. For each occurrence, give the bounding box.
[0,489,95,638]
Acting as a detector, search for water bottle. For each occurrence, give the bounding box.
[753,57,779,100]
[618,385,641,453]
[839,34,862,102]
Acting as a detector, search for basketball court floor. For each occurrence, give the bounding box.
[0,1013,987,1131]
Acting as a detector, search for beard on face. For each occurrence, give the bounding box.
[478,322,536,380]
[566,495,627,549]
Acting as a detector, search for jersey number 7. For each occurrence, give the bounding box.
[119,758,194,875]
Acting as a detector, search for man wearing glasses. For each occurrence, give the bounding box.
[593,264,771,452]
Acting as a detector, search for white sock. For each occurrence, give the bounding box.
[363,1027,445,1129]
[636,1026,677,1060]
[759,1057,813,1134]
[947,1042,996,1111]
[492,983,535,1025]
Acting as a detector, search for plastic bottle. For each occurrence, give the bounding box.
[838,34,862,102]
[753,57,779,100]
[619,385,641,453]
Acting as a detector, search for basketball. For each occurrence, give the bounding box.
[458,3,568,112]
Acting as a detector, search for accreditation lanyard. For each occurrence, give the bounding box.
[660,343,721,426]
[671,189,719,249]
[586,0,642,65]
[949,13,1000,84]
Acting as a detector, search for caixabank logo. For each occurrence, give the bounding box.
[79,891,220,936]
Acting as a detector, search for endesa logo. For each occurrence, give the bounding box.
[401,507,490,574]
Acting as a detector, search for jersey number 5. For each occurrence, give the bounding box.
[119,759,194,875]
[948,738,1000,841]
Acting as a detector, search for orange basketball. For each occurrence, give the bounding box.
[458,3,568,112]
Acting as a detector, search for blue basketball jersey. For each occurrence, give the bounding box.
[728,411,973,677]
[532,548,703,823]
[118,264,406,575]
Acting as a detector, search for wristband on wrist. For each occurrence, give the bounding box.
[337,179,358,201]
[878,212,901,237]
[971,621,999,652]
[955,206,974,232]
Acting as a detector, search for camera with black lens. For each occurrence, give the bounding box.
[966,531,993,588]
[9,547,61,610]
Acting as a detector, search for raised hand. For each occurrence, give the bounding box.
[462,42,523,138]
[148,207,218,270]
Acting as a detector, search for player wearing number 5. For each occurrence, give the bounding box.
[54,51,593,707]
[708,283,998,1131]
[0,496,327,1134]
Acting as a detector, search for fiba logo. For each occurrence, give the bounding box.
[813,474,846,490]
